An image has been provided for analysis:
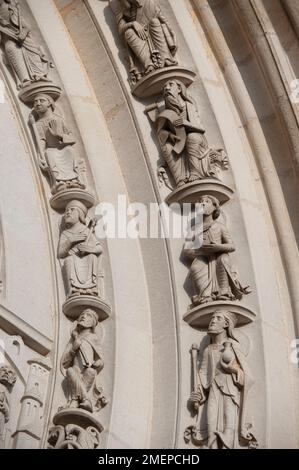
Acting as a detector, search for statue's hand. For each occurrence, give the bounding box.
[39,158,48,171]
[78,244,97,255]
[18,29,28,43]
[189,390,205,410]
[28,113,35,126]
[72,338,82,351]
[133,21,147,40]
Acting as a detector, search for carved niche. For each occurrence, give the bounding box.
[184,310,258,449]
[109,0,195,97]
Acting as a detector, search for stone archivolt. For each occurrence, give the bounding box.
[0,0,111,449]
[106,0,258,450]
[0,0,262,450]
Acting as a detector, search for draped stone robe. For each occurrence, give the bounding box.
[0,2,49,88]
[61,329,103,408]
[156,99,221,186]
[183,220,249,303]
[193,340,256,449]
[115,0,177,76]
[58,223,101,298]
[35,112,80,191]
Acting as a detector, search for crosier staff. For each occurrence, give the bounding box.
[190,343,204,411]
[28,113,50,172]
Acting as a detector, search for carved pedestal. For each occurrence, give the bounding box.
[50,189,95,212]
[49,409,103,449]
[62,295,111,321]
[183,301,256,329]
[165,179,234,206]
[18,82,62,104]
[132,66,196,98]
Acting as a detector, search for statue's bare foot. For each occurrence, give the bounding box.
[199,297,213,304]
[217,294,231,301]
[188,174,199,183]
[79,399,93,413]
[177,180,185,188]
[164,58,177,67]
[69,399,79,409]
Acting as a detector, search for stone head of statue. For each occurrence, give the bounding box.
[33,93,55,116]
[64,200,87,227]
[0,365,17,388]
[199,195,220,220]
[208,310,238,341]
[77,309,98,332]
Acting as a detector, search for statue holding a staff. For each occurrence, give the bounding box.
[185,310,257,449]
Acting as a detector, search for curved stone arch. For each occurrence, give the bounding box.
[32,0,182,448]
[0,0,297,450]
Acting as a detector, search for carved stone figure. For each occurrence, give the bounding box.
[29,94,85,195]
[147,80,228,189]
[0,364,16,448]
[183,195,251,306]
[110,0,177,85]
[48,424,101,449]
[0,0,51,89]
[58,200,103,299]
[185,310,257,449]
[60,309,107,413]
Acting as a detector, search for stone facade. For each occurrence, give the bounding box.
[0,0,298,449]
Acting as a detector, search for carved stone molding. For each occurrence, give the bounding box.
[185,310,258,449]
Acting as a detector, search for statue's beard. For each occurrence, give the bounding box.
[165,94,185,114]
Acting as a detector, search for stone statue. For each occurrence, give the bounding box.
[29,94,85,195]
[61,309,107,413]
[147,79,228,188]
[0,364,16,448]
[48,424,101,449]
[183,195,251,306]
[111,0,177,84]
[58,200,103,299]
[0,0,51,89]
[185,310,257,449]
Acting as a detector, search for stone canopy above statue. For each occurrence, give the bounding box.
[109,0,195,97]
